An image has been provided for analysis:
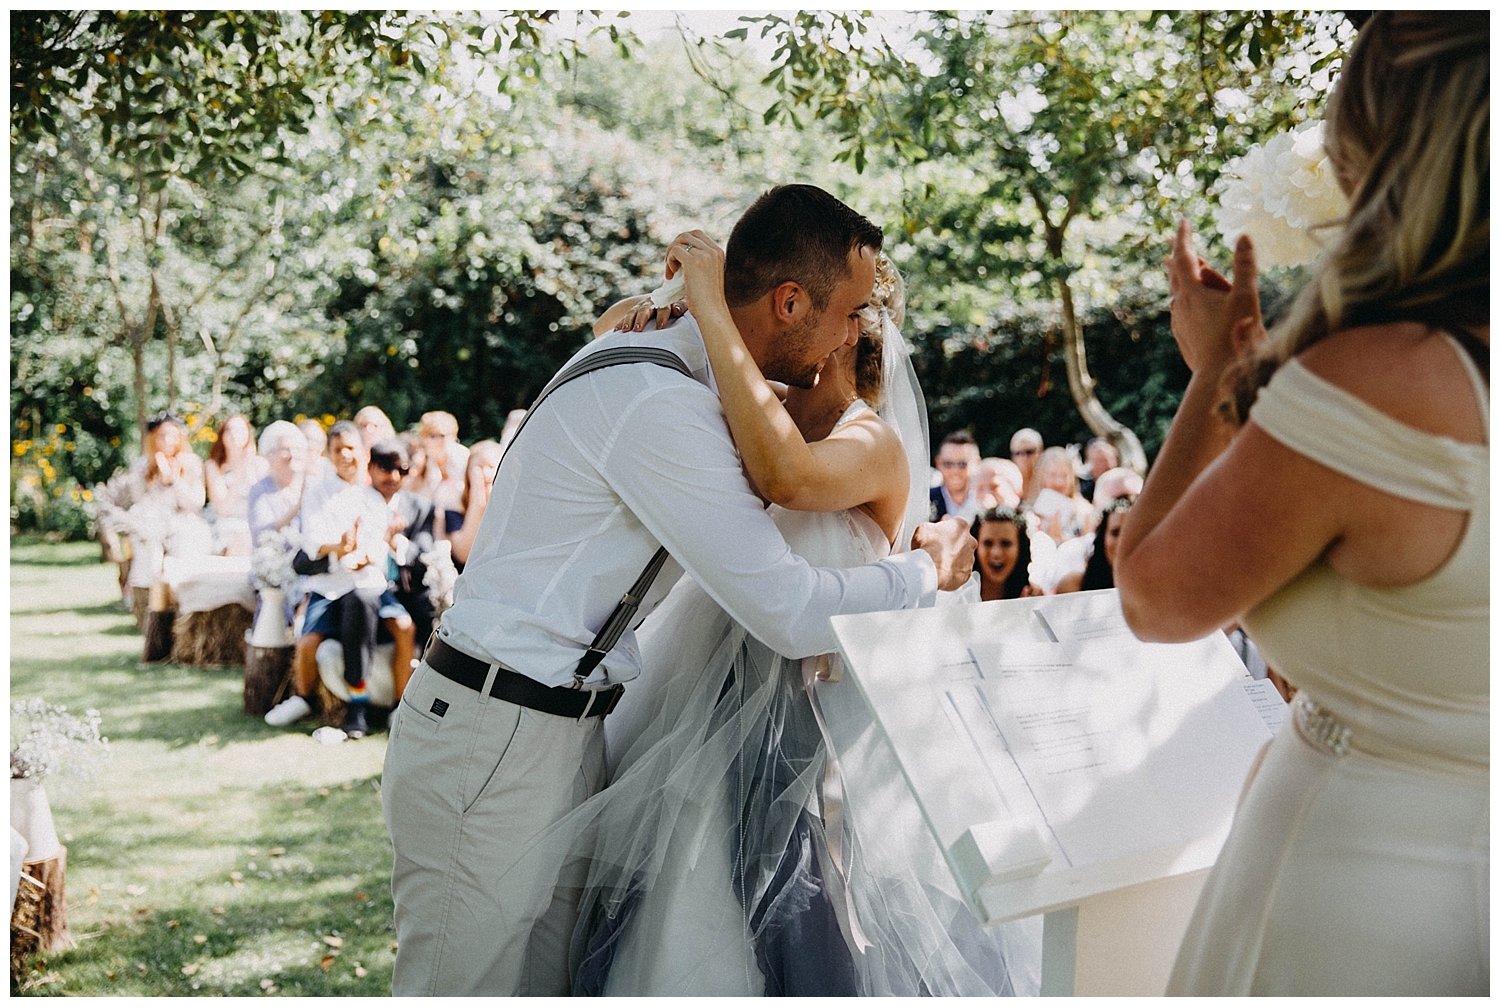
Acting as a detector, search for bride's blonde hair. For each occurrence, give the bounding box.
[1229,13,1488,420]
[854,255,905,407]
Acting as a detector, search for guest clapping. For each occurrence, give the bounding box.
[442,440,503,569]
[1028,447,1097,543]
[205,414,268,556]
[1116,13,1486,994]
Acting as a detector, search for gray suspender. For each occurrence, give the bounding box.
[496,344,694,686]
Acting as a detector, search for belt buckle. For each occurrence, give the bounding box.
[575,683,623,723]
[1293,693,1352,756]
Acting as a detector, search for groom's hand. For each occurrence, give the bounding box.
[911,517,976,592]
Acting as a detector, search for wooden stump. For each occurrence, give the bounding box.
[130,586,150,633]
[10,847,69,970]
[169,605,253,668]
[141,609,175,663]
[244,644,294,716]
[315,678,347,727]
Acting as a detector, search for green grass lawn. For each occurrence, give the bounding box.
[10,538,396,996]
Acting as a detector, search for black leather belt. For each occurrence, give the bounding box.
[423,638,623,720]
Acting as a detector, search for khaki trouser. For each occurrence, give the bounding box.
[383,660,605,996]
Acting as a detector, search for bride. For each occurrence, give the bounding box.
[506,234,1039,995]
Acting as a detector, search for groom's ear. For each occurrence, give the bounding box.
[770,281,810,326]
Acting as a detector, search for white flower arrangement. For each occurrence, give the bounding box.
[10,699,109,781]
[251,528,300,591]
[1212,120,1350,268]
[421,540,460,617]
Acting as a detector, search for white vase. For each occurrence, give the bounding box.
[250,587,293,648]
[10,777,61,862]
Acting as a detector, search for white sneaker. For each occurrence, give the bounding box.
[264,695,312,727]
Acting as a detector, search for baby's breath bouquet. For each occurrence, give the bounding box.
[1212,120,1350,268]
[422,540,460,616]
[251,527,299,591]
[10,699,108,781]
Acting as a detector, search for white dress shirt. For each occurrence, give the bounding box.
[300,477,391,599]
[441,314,939,688]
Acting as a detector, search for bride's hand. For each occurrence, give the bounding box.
[614,298,687,333]
[911,517,978,593]
[664,230,730,325]
[1168,220,1265,373]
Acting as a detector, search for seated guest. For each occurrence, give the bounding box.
[298,419,332,483]
[414,410,470,503]
[1027,446,1097,543]
[264,421,412,739]
[1009,427,1044,499]
[1055,496,1134,594]
[1092,466,1145,510]
[97,411,214,593]
[441,439,504,569]
[205,414,269,556]
[496,408,527,455]
[246,421,309,546]
[971,506,1042,601]
[398,430,428,495]
[369,438,436,670]
[928,429,982,523]
[1079,437,1120,502]
[973,456,1023,509]
[354,406,398,452]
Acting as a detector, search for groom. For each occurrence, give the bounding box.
[382,184,975,996]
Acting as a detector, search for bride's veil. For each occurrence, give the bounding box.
[874,300,933,553]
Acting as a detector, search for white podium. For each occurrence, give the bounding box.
[830,590,1282,996]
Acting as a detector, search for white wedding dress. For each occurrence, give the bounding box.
[528,401,1041,995]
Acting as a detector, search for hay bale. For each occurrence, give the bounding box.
[169,605,253,668]
[244,644,294,716]
[10,847,70,970]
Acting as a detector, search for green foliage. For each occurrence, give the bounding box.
[12,13,1352,480]
[9,11,575,187]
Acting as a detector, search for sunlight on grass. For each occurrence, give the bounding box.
[11,541,397,996]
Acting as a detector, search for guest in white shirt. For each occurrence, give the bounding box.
[264,421,412,739]
[381,184,975,996]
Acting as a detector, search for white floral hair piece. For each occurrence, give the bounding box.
[1212,120,1350,268]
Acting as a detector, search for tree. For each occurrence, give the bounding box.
[10,11,592,441]
[733,11,1353,469]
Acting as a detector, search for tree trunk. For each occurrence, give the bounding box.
[244,645,295,716]
[1055,274,1148,474]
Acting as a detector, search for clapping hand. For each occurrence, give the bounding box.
[1168,220,1267,373]
[386,510,409,545]
[153,450,179,485]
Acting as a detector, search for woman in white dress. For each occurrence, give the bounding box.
[505,238,1038,995]
[1115,13,1486,995]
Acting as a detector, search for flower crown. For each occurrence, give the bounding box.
[975,505,1027,530]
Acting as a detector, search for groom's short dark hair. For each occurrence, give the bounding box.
[723,184,883,311]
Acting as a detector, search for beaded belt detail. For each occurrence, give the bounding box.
[1292,692,1352,756]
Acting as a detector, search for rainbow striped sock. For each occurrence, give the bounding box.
[348,681,368,704]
